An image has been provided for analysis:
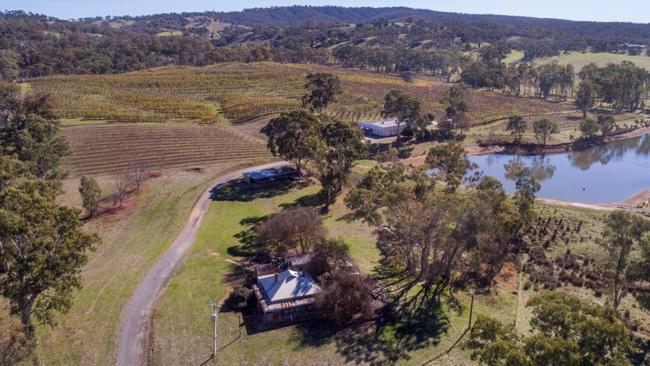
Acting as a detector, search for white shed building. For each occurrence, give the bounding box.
[360,119,405,137]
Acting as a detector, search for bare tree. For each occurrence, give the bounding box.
[256,207,327,256]
[129,164,148,192]
[112,174,130,208]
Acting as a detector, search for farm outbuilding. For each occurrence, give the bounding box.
[360,119,405,137]
[243,166,299,187]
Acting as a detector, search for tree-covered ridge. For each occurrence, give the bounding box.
[3,6,650,78]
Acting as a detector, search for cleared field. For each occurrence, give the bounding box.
[536,51,650,72]
[150,182,517,366]
[61,123,272,175]
[504,50,525,65]
[37,163,266,366]
[29,62,572,125]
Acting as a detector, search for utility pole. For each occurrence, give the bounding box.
[210,302,219,357]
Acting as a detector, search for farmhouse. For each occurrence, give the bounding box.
[360,118,405,137]
[253,264,322,323]
[243,166,299,187]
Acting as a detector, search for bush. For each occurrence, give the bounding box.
[223,285,253,310]
[316,272,374,325]
[256,207,326,256]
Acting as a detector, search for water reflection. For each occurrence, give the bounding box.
[502,156,556,183]
[568,134,650,171]
[469,133,650,204]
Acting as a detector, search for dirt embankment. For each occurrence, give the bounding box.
[481,125,650,156]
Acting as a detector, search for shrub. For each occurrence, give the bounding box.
[223,285,253,310]
[256,207,326,256]
[316,272,374,325]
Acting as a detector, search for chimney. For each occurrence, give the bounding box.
[274,273,279,283]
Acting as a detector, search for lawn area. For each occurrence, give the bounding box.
[536,51,650,72]
[150,181,519,365]
[35,162,256,365]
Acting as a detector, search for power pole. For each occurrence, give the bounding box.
[209,302,219,357]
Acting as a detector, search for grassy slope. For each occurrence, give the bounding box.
[536,51,650,72]
[36,163,256,365]
[525,204,650,336]
[151,180,517,365]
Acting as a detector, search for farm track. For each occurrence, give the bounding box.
[61,124,272,175]
[116,161,288,366]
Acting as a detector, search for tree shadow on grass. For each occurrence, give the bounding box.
[291,302,450,366]
[211,180,310,202]
[228,215,270,259]
[279,191,323,209]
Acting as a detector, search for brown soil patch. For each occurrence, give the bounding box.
[495,262,519,293]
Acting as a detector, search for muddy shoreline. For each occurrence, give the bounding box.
[472,126,650,156]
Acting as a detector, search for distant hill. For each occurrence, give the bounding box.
[2,6,650,78]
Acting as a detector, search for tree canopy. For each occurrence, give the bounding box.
[464,292,632,366]
[0,83,99,347]
[302,73,342,113]
[346,161,521,315]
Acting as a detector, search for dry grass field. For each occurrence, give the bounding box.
[29,62,572,126]
[61,123,272,175]
[37,163,269,366]
[536,51,650,72]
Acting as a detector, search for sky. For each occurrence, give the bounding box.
[3,0,650,23]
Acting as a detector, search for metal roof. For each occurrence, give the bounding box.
[243,166,296,181]
[360,118,400,129]
[257,269,321,303]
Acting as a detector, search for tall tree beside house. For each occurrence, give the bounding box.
[575,80,596,118]
[441,85,469,132]
[316,270,375,325]
[381,89,428,146]
[532,118,559,146]
[310,237,375,325]
[599,210,650,310]
[261,110,322,175]
[79,175,102,217]
[302,73,342,113]
[262,110,364,211]
[313,116,366,211]
[255,207,327,256]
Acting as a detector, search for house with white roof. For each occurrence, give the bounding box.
[360,118,405,137]
[253,268,322,323]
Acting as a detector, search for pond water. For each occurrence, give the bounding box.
[468,134,650,204]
